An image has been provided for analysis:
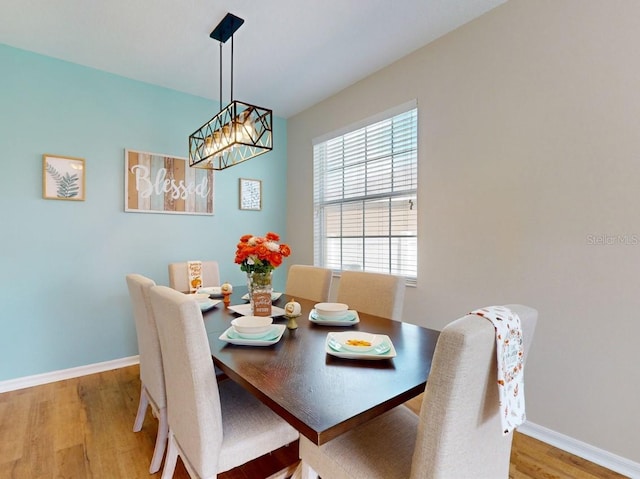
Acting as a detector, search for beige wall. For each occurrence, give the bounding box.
[287,0,640,463]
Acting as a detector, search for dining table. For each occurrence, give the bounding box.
[202,286,440,446]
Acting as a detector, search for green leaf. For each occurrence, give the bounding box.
[57,172,80,198]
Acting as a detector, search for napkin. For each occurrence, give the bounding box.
[187,260,202,293]
[470,305,525,435]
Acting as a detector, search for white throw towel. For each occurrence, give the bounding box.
[187,260,202,293]
[470,305,526,435]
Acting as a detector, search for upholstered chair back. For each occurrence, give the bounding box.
[285,264,332,303]
[150,285,223,477]
[336,270,405,321]
[168,260,220,292]
[410,304,538,478]
[126,274,165,411]
[125,273,168,473]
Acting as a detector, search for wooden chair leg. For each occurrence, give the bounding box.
[133,387,149,432]
[299,461,319,479]
[266,461,300,479]
[149,406,168,473]
[161,432,179,479]
[403,392,424,415]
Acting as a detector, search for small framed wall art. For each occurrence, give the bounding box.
[239,178,262,210]
[42,154,86,201]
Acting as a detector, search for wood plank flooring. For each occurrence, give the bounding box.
[0,365,627,478]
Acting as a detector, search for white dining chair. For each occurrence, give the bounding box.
[149,285,299,479]
[168,260,220,292]
[125,274,168,474]
[404,303,538,416]
[336,270,405,321]
[299,304,538,479]
[285,264,332,303]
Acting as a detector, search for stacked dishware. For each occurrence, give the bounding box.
[230,316,274,338]
[310,302,360,326]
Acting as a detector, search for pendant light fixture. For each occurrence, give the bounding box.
[189,13,273,170]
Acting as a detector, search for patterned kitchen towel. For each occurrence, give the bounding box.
[470,305,525,435]
[187,260,203,293]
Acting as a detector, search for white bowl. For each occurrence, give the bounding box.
[231,316,273,337]
[314,302,349,318]
[187,293,211,303]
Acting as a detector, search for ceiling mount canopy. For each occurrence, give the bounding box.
[189,13,273,171]
[209,12,244,43]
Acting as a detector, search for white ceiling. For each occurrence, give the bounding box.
[0,0,506,118]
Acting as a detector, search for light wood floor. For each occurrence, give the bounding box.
[0,365,627,479]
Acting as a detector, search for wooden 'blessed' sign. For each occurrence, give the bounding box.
[125,149,214,215]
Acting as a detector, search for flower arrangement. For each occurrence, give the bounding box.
[234,232,291,275]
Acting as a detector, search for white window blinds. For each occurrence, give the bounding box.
[313,104,418,282]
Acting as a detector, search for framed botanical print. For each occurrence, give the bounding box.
[42,154,85,201]
[239,178,262,210]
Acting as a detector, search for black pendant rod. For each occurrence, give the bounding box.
[219,42,223,108]
[230,34,234,103]
[210,13,244,105]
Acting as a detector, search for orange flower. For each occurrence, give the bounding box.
[265,232,280,241]
[255,244,269,257]
[235,232,291,274]
[270,252,283,267]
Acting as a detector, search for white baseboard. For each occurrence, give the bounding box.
[0,356,140,393]
[519,422,639,478]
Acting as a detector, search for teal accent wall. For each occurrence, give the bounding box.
[0,44,288,381]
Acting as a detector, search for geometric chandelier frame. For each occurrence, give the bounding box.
[189,13,273,170]
[189,100,272,170]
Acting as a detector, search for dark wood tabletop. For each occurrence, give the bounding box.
[203,286,440,445]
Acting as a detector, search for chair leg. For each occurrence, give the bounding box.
[266,462,300,479]
[300,461,319,479]
[149,406,169,473]
[133,387,150,432]
[161,431,179,479]
[214,365,228,382]
[403,392,424,415]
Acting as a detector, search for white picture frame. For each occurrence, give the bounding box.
[239,178,262,210]
[124,149,214,215]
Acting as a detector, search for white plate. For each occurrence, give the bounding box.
[241,292,283,302]
[309,309,360,327]
[325,332,396,360]
[228,303,287,317]
[199,299,222,312]
[219,324,286,346]
[186,293,211,303]
[197,286,223,297]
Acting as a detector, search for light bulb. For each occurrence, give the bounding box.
[204,136,214,156]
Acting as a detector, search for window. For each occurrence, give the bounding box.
[313,102,418,283]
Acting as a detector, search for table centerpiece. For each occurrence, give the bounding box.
[234,232,291,316]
